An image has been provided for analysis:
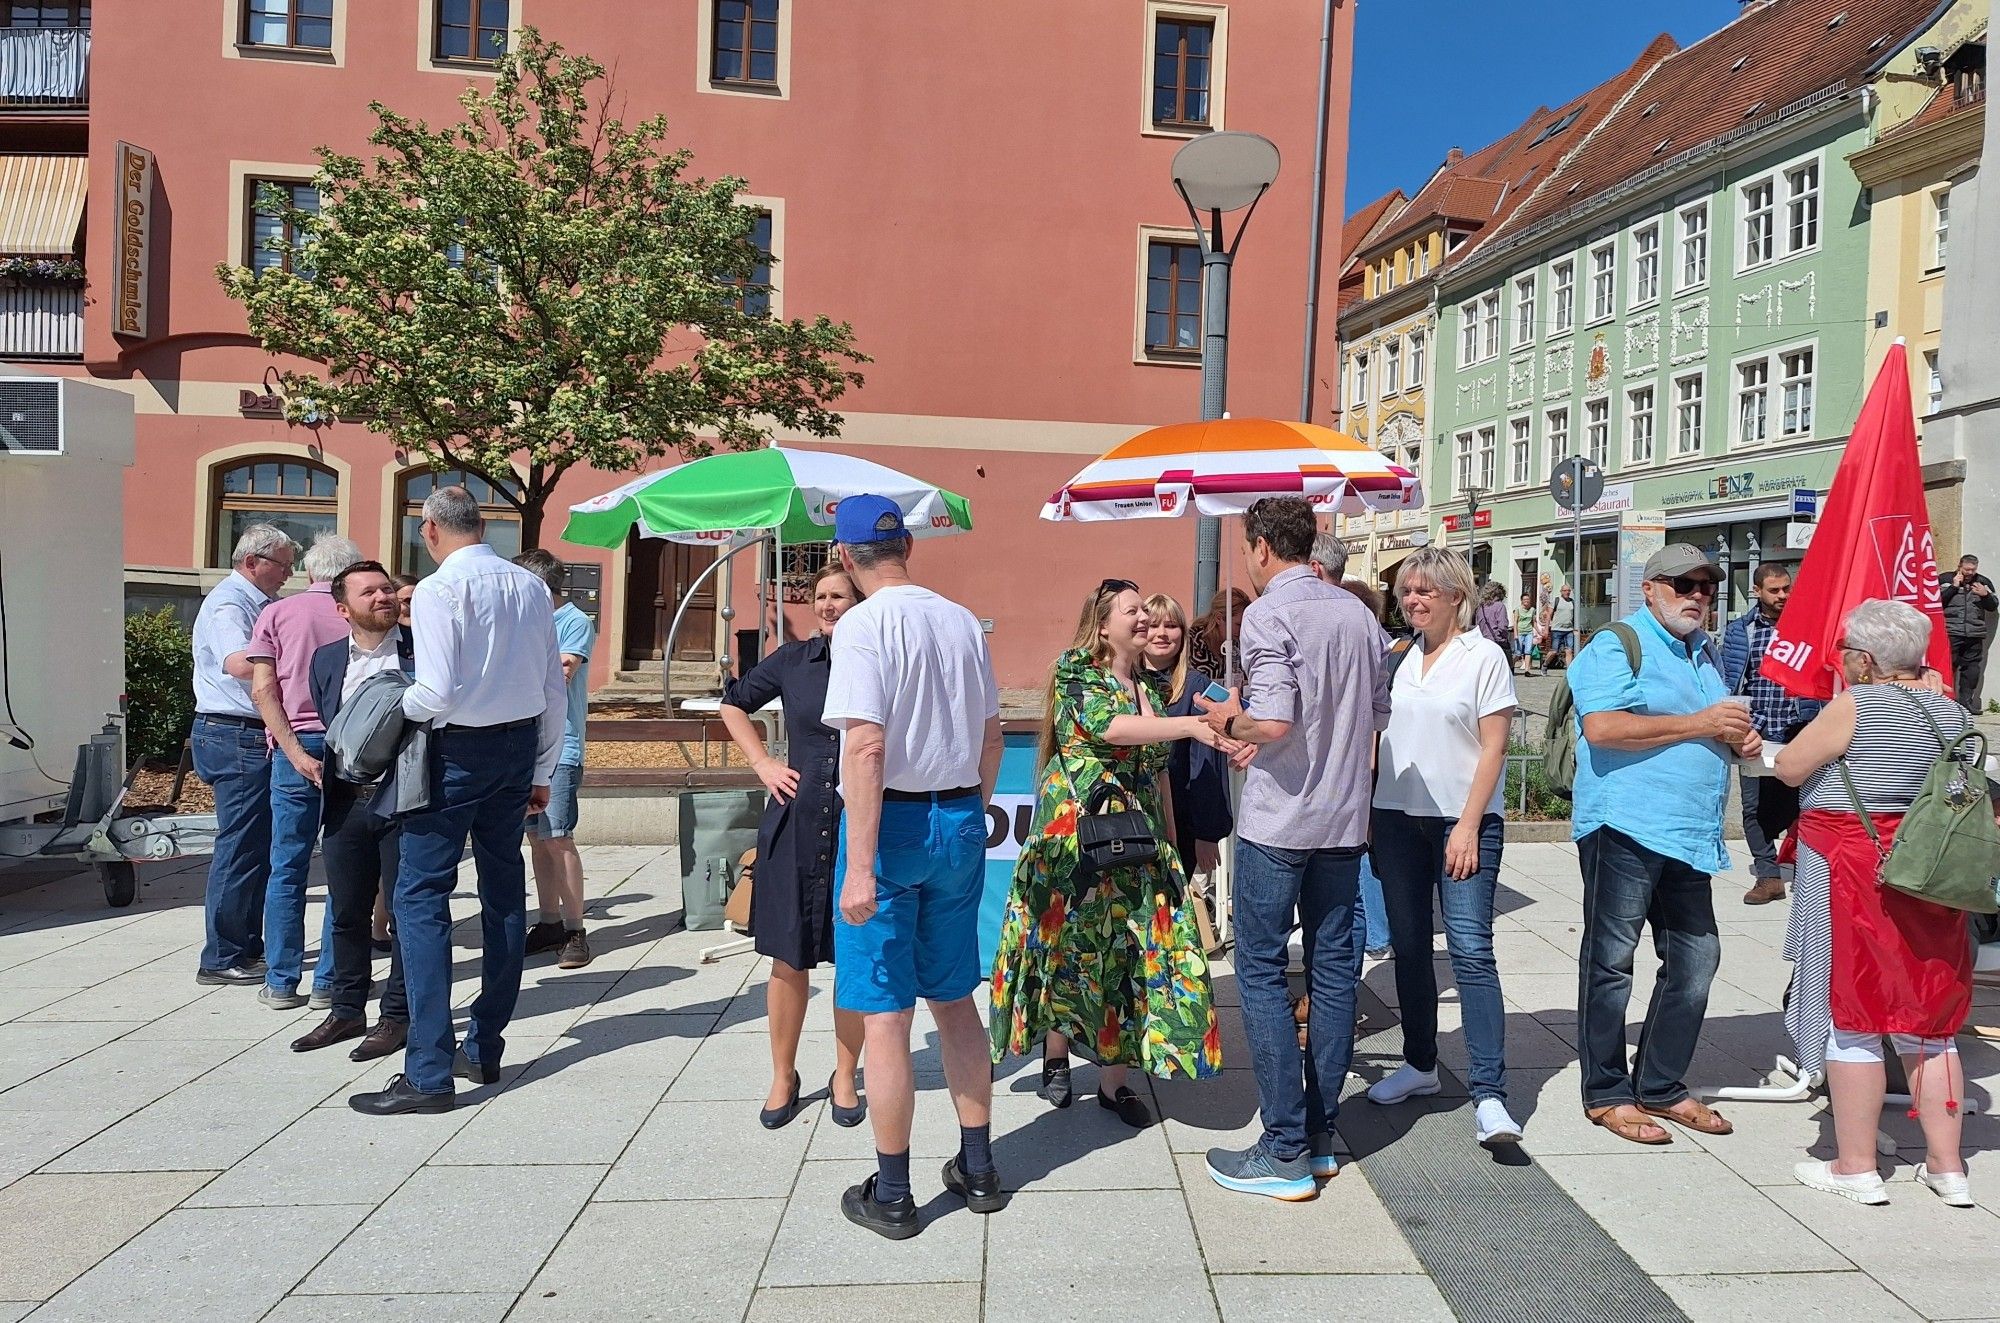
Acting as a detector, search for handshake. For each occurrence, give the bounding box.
[1188,686,1258,770]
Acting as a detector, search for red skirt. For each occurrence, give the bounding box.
[1795,809,1972,1038]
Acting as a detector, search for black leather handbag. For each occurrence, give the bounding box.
[1058,760,1158,876]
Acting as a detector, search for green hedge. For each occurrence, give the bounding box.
[125,608,194,765]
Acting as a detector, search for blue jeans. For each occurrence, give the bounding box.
[1231,838,1362,1162]
[394,723,536,1096]
[833,795,988,1013]
[1371,810,1508,1102]
[1576,826,1721,1109]
[1353,857,1390,955]
[193,717,272,972]
[265,732,334,995]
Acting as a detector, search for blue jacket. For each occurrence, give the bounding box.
[1719,607,1824,725]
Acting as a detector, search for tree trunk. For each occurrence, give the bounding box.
[519,495,545,551]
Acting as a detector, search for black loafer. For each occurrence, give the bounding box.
[1099,1085,1154,1129]
[942,1156,1007,1213]
[348,1073,454,1116]
[828,1073,867,1128]
[841,1174,920,1240]
[760,1070,802,1130]
[349,1019,406,1062]
[453,1048,500,1086]
[1039,1055,1073,1109]
[195,964,264,987]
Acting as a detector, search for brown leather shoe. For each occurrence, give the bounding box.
[1743,877,1787,906]
[557,929,592,970]
[349,1018,408,1062]
[291,1013,366,1053]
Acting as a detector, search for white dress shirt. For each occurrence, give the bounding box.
[401,544,567,783]
[191,570,274,717]
[341,627,407,705]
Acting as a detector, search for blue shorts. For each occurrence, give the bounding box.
[833,794,987,1013]
[526,762,581,840]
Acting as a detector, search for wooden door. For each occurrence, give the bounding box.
[622,535,718,664]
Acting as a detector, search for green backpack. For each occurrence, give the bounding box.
[1542,622,1640,800]
[1837,687,2000,915]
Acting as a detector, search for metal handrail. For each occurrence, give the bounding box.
[0,28,90,109]
[657,534,769,711]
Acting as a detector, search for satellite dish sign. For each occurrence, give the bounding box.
[1549,456,1605,513]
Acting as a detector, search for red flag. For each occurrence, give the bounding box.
[1760,341,1951,700]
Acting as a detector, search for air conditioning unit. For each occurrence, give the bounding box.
[0,377,64,455]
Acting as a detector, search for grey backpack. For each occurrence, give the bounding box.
[323,670,412,785]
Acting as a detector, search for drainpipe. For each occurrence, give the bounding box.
[1298,0,1340,424]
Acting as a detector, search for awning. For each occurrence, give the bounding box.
[0,155,87,256]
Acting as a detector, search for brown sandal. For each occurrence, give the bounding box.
[1639,1099,1733,1136]
[1586,1104,1673,1146]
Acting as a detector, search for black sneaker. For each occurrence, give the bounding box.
[453,1047,500,1086]
[941,1156,1007,1213]
[523,919,567,956]
[840,1174,920,1240]
[1039,1055,1072,1109]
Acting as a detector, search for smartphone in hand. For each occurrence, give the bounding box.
[1201,680,1232,704]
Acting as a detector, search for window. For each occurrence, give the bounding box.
[0,3,88,26]
[243,0,328,48]
[1627,386,1655,463]
[1383,339,1402,395]
[1742,179,1775,267]
[1407,329,1425,388]
[1632,223,1660,306]
[1513,274,1537,347]
[1351,351,1370,408]
[1459,301,1479,367]
[211,457,337,568]
[1679,203,1709,289]
[1481,292,1500,360]
[1551,259,1575,334]
[1476,425,1497,491]
[434,0,507,62]
[1585,398,1610,466]
[1151,14,1214,129]
[722,209,774,316]
[1144,238,1202,355]
[1737,358,1770,445]
[1414,243,1430,277]
[1673,372,1704,455]
[712,0,779,86]
[1784,160,1820,253]
[247,179,319,275]
[1780,347,1814,437]
[1546,406,1570,462]
[1932,187,1950,269]
[1589,242,1615,322]
[398,468,520,575]
[1454,430,1474,494]
[1509,416,1532,486]
[1927,350,1943,414]
[1446,228,1470,253]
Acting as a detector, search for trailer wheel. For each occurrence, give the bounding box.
[98,862,136,908]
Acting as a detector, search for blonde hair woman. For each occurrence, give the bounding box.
[1141,592,1233,878]
[990,580,1230,1126]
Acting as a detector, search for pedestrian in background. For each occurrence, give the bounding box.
[1720,563,1821,905]
[1368,546,1522,1146]
[248,533,363,1010]
[1514,593,1538,675]
[348,486,565,1116]
[1188,587,1250,684]
[1939,554,1995,711]
[1195,497,1390,1199]
[1549,583,1577,668]
[190,524,295,988]
[821,496,1004,1239]
[1474,581,1513,658]
[720,563,869,1132]
[514,549,598,971]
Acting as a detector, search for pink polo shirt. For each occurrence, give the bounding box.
[245,582,350,735]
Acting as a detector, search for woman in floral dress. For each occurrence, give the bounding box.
[990,579,1232,1128]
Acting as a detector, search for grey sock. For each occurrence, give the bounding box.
[538,908,559,926]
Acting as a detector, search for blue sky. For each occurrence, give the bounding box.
[1344,0,1745,213]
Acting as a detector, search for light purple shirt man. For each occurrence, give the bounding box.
[246,582,349,735]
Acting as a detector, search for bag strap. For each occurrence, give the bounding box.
[1834,758,1889,859]
[1605,621,1643,677]
[1054,677,1136,815]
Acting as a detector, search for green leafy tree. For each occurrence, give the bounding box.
[217,28,866,547]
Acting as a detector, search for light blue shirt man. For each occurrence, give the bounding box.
[553,601,595,767]
[191,570,275,717]
[1568,606,1732,875]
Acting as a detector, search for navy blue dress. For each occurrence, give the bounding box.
[722,636,842,970]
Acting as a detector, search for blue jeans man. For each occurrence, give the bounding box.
[265,730,335,1001]
[194,716,272,978]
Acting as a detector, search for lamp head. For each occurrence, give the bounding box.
[1172,132,1282,213]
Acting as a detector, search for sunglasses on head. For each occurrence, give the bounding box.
[1097,578,1139,596]
[1654,574,1718,597]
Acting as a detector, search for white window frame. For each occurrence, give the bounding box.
[1677,201,1709,292]
[1740,177,1776,270]
[1407,328,1426,391]
[1545,405,1570,463]
[1926,349,1943,414]
[1459,301,1480,368]
[1585,397,1610,466]
[1550,257,1575,335]
[1779,344,1815,438]
[1480,292,1501,361]
[1383,338,1402,396]
[1476,424,1497,491]
[1589,241,1616,324]
[1454,429,1475,494]
[1140,1,1230,139]
[1734,354,1771,447]
[1626,385,1656,464]
[1507,414,1532,487]
[1784,158,1821,257]
[1631,222,1661,308]
[1351,349,1370,408]
[1513,273,1537,347]
[1672,370,1705,456]
[1931,186,1950,271]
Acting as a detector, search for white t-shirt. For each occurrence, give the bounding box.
[1373,632,1518,819]
[822,584,1000,793]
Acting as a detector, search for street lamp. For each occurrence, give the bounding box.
[1461,487,1489,565]
[1172,131,1281,613]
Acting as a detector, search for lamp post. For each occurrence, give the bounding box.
[1172,131,1281,613]
[1461,487,1489,566]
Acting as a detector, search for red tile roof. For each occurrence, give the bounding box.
[1880,83,1988,140]
[1341,189,1407,263]
[1492,0,1946,244]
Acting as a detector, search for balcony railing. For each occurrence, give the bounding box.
[0,28,90,111]
[0,280,83,358]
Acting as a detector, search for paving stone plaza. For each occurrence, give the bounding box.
[0,842,1994,1322]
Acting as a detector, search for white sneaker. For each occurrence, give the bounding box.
[1474,1098,1523,1145]
[1915,1163,1974,1208]
[1367,1063,1441,1105]
[1793,1160,1888,1206]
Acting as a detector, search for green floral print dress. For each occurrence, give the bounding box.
[988,648,1222,1079]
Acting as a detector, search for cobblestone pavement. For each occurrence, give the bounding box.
[0,843,1995,1321]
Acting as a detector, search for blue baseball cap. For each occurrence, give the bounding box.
[833,493,909,545]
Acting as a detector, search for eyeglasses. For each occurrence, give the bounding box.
[1837,638,1874,657]
[253,553,295,572]
[1653,574,1718,598]
[1097,578,1139,596]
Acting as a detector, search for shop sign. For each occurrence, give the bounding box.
[1342,537,1368,556]
[238,389,284,417]
[1786,521,1816,550]
[1660,467,1817,510]
[1580,481,1634,516]
[1441,509,1492,533]
[113,142,155,340]
[1378,530,1429,552]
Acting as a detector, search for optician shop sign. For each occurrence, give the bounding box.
[113,142,155,340]
[1659,467,1817,510]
